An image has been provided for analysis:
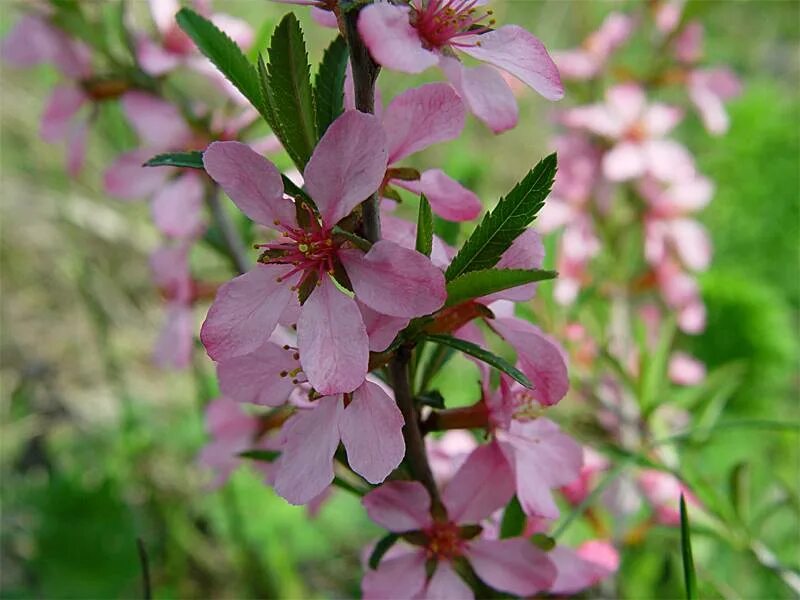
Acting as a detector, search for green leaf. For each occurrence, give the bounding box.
[416,390,445,409]
[445,154,556,281]
[368,532,399,570]
[416,195,433,257]
[425,334,532,389]
[729,462,751,523]
[680,494,698,600]
[266,13,317,168]
[238,449,281,462]
[176,8,263,111]
[530,533,556,551]
[315,36,349,138]
[144,151,204,169]
[445,268,557,307]
[500,496,525,539]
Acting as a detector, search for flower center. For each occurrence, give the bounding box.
[424,522,464,560]
[411,0,495,49]
[510,389,545,421]
[256,212,339,288]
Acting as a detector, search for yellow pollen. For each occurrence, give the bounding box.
[298,243,310,253]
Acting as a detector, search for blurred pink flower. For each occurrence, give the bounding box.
[554,12,635,80]
[668,351,706,386]
[549,540,620,594]
[638,468,699,526]
[197,397,261,489]
[362,443,557,598]
[200,111,446,393]
[150,243,196,369]
[358,1,563,133]
[688,68,742,135]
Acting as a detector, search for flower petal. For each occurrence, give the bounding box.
[440,57,518,134]
[441,441,515,524]
[217,341,299,406]
[490,318,569,406]
[303,111,388,226]
[357,4,438,74]
[383,83,465,163]
[203,141,294,228]
[460,25,564,101]
[40,85,86,142]
[339,240,446,318]
[273,396,342,504]
[340,381,405,484]
[603,141,647,181]
[547,545,616,595]
[362,480,433,532]
[136,36,182,76]
[201,264,296,361]
[426,561,474,599]
[297,276,369,394]
[466,538,556,596]
[395,170,481,222]
[153,303,194,370]
[151,172,206,239]
[480,228,545,302]
[104,150,171,200]
[121,91,192,149]
[362,549,427,600]
[65,118,88,178]
[358,301,409,352]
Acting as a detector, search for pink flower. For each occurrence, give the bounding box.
[553,12,635,81]
[561,447,609,506]
[273,380,405,504]
[688,68,742,135]
[563,83,694,183]
[150,243,196,369]
[197,397,261,488]
[549,540,620,594]
[668,351,706,386]
[371,83,482,221]
[271,0,338,28]
[638,469,699,526]
[426,430,478,486]
[358,1,563,133]
[655,259,707,334]
[362,443,557,598]
[2,15,93,176]
[200,111,446,394]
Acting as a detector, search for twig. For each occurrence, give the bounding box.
[136,537,152,600]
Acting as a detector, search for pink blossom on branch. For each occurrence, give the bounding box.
[200,111,446,394]
[357,1,564,133]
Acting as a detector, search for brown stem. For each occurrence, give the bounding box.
[204,184,250,275]
[342,6,381,243]
[422,404,490,434]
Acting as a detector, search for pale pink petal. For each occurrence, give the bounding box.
[490,318,569,406]
[560,104,624,138]
[211,14,253,49]
[339,240,446,318]
[643,103,684,137]
[154,303,194,370]
[440,57,518,134]
[104,150,171,199]
[358,301,409,352]
[460,26,563,101]
[481,229,545,303]
[297,276,368,394]
[1,16,60,68]
[340,381,405,484]
[552,50,597,81]
[426,561,473,599]
[203,141,294,228]
[674,22,704,64]
[668,352,706,386]
[643,139,696,183]
[148,0,180,34]
[136,36,182,76]
[273,396,343,504]
[578,539,620,572]
[304,111,388,226]
[151,172,206,239]
[395,170,481,222]
[65,118,88,178]
[442,442,515,525]
[217,342,299,406]
[679,299,706,334]
[380,212,455,269]
[466,538,556,596]
[590,12,635,57]
[121,91,192,149]
[606,83,646,124]
[689,68,742,135]
[669,219,711,271]
[548,544,616,594]
[383,83,465,163]
[200,264,296,361]
[40,85,86,142]
[500,418,583,519]
[312,7,338,28]
[357,4,438,74]
[150,243,191,302]
[362,549,428,600]
[536,200,573,233]
[603,141,647,181]
[362,480,433,532]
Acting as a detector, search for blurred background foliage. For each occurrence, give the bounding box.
[1,1,798,598]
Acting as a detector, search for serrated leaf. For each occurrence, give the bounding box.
[315,36,349,138]
[425,334,531,389]
[144,151,204,169]
[680,494,697,600]
[445,154,556,281]
[445,268,556,307]
[500,496,525,539]
[176,9,263,111]
[267,13,317,168]
[416,195,433,257]
[368,532,399,570]
[238,449,280,462]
